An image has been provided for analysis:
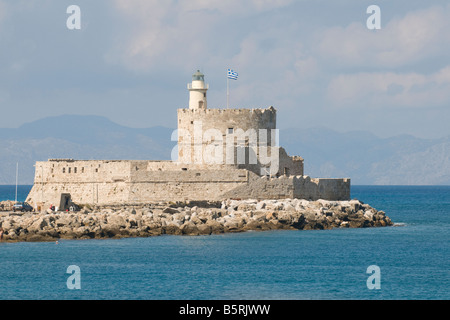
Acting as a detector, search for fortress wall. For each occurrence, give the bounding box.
[145,160,240,172]
[222,173,350,201]
[132,168,248,183]
[177,107,277,164]
[32,160,133,184]
[26,160,252,207]
[274,147,304,176]
[129,166,249,201]
[229,147,303,177]
[129,180,247,202]
[27,160,134,208]
[26,181,131,208]
[177,108,277,145]
[26,157,348,208]
[177,107,276,133]
[293,177,351,201]
[26,157,311,208]
[26,181,128,208]
[175,108,302,177]
[222,172,294,200]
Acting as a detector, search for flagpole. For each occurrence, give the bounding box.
[227,69,238,108]
[227,76,229,109]
[15,162,18,202]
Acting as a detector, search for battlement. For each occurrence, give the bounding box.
[178,106,276,115]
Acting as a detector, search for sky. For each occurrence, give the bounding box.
[0,0,449,139]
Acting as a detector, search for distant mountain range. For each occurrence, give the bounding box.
[1,114,449,185]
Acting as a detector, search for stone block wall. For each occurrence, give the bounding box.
[222,172,350,201]
[293,176,351,201]
[177,107,277,164]
[27,160,253,207]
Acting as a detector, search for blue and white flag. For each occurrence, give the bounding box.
[227,69,238,80]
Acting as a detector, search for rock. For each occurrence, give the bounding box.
[256,202,266,210]
[349,220,364,228]
[190,216,202,225]
[163,225,182,235]
[237,203,255,211]
[364,210,375,221]
[168,219,183,228]
[291,214,307,229]
[107,215,126,229]
[197,224,212,235]
[243,220,264,231]
[27,217,48,233]
[283,203,295,211]
[224,218,239,231]
[74,226,94,237]
[265,212,277,220]
[277,212,293,224]
[0,198,393,242]
[206,219,224,234]
[340,221,349,228]
[181,222,199,235]
[2,219,15,230]
[162,207,179,214]
[349,200,361,212]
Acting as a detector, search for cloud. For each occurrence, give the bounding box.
[227,31,319,108]
[317,4,450,69]
[319,4,450,111]
[327,66,450,108]
[105,1,450,118]
[106,0,295,72]
[0,1,7,22]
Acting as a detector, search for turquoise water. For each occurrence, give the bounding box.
[0,186,449,300]
[0,185,32,202]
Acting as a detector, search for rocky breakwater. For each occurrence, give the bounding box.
[0,199,393,242]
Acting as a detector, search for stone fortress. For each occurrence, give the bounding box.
[26,71,350,211]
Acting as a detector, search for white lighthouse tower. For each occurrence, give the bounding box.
[188,70,209,110]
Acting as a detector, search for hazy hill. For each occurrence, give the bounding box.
[281,127,450,185]
[1,115,449,185]
[0,115,174,184]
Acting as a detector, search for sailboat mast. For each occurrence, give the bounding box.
[15,162,18,202]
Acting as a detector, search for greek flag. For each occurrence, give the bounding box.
[227,69,238,80]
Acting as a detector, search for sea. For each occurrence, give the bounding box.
[0,185,448,300]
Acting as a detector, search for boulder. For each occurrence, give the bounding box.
[180,222,199,236]
[2,219,15,230]
[237,203,255,212]
[256,202,266,210]
[163,207,179,214]
[206,219,224,234]
[107,215,126,229]
[27,217,48,233]
[197,224,212,235]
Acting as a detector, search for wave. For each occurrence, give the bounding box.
[393,222,407,227]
